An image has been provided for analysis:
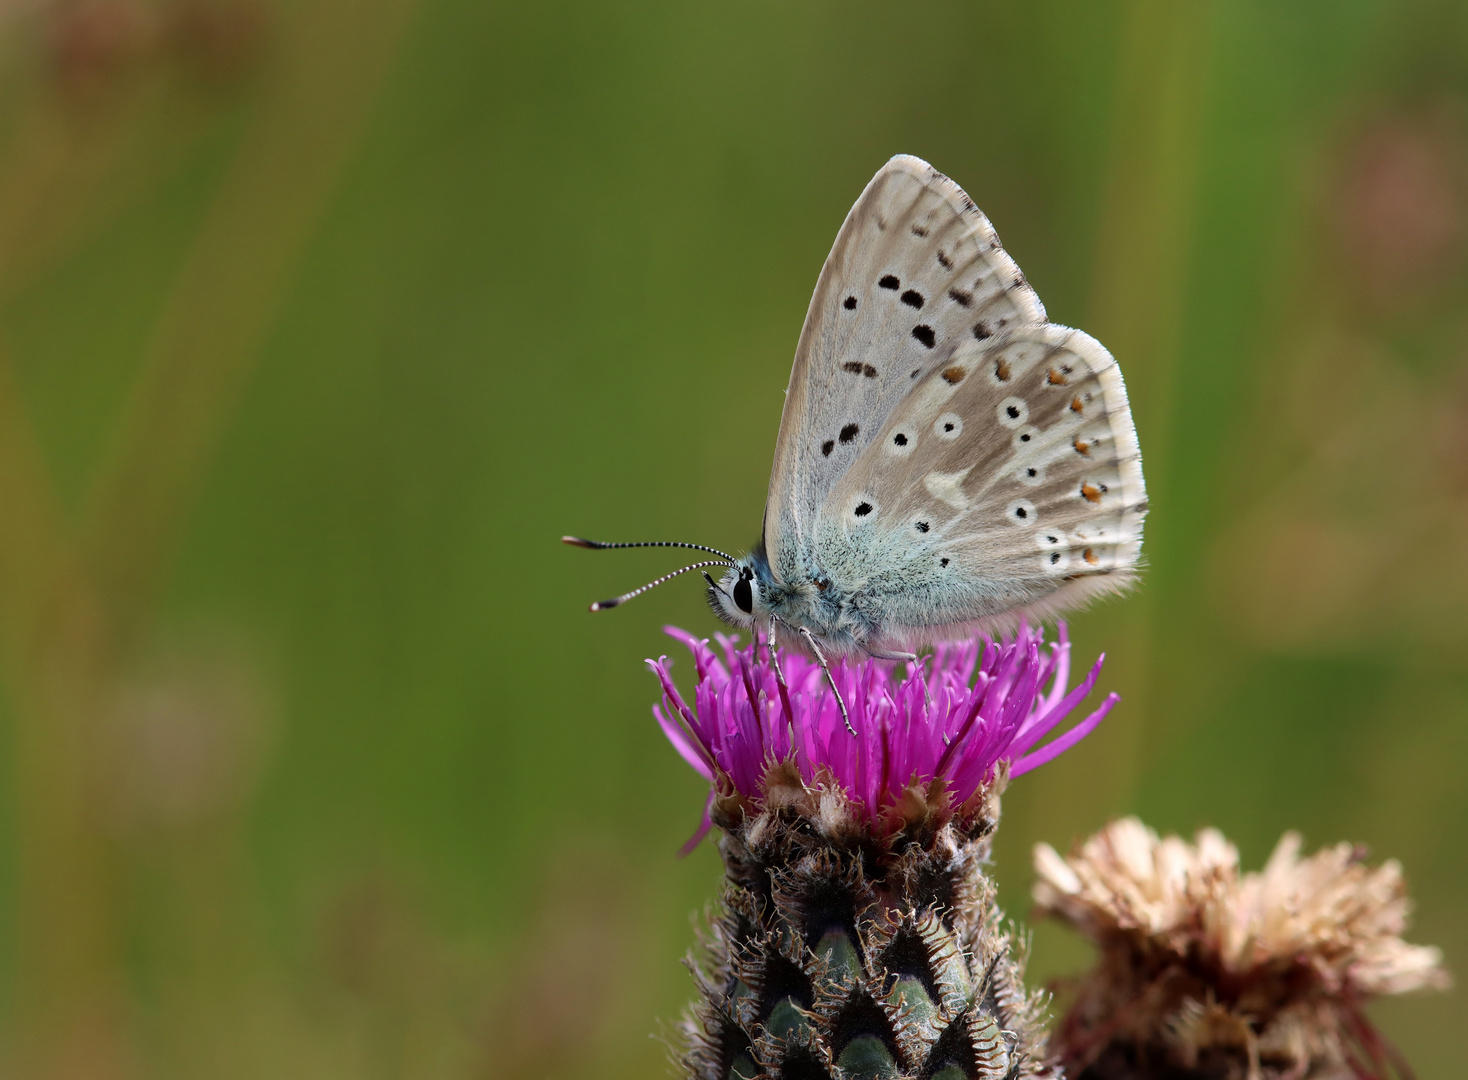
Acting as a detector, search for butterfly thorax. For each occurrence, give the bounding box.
[709,544,870,656]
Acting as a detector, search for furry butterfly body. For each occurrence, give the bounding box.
[708,156,1146,657]
[571,155,1146,669]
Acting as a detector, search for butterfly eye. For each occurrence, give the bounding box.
[732,577,754,614]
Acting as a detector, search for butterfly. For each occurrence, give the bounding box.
[567,155,1146,725]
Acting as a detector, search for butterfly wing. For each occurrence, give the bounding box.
[763,155,1046,585]
[816,323,1147,646]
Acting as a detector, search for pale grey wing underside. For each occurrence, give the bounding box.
[763,155,1046,584]
[816,324,1147,645]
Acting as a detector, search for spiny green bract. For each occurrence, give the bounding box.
[678,767,1053,1080]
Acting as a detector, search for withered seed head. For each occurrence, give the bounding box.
[1034,817,1449,1080]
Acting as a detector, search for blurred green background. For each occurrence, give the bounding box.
[0,1,1463,1077]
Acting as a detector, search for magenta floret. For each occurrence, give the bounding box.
[650,623,1117,849]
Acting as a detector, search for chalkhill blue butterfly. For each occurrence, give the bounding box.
[567,155,1146,726]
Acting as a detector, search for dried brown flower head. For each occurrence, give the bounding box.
[1033,818,1448,1080]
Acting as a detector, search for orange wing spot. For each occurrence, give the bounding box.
[1047,367,1067,385]
[1080,483,1102,504]
[942,365,967,384]
[1070,396,1084,414]
[1073,437,1091,456]
[994,358,1011,381]
[1084,547,1099,565]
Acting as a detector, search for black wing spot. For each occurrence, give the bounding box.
[878,274,900,290]
[893,433,908,446]
[940,557,950,567]
[839,423,859,444]
[973,322,991,340]
[854,502,873,517]
[842,361,863,375]
[911,325,936,349]
[1026,467,1038,478]
[910,368,920,379]
[843,295,858,310]
[1015,506,1029,519]
[901,289,924,309]
[1019,431,1031,442]
[943,422,954,433]
[863,364,877,378]
[1050,551,1061,565]
[821,440,834,456]
[911,223,929,237]
[915,520,929,533]
[948,288,973,307]
[937,250,953,269]
[1006,404,1021,420]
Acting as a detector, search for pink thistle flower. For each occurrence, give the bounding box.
[649,622,1117,851]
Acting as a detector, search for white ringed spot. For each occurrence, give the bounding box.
[885,428,916,457]
[1011,424,1041,449]
[1005,498,1036,525]
[997,397,1029,429]
[1041,548,1071,575]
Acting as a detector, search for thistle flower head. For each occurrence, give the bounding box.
[1035,817,1450,1079]
[650,622,1116,848]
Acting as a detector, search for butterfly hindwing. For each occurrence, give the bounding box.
[764,155,1046,585]
[814,324,1147,644]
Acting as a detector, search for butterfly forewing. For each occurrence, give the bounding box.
[818,324,1146,643]
[764,155,1046,584]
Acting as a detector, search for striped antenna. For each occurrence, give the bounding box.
[562,536,737,563]
[588,560,732,612]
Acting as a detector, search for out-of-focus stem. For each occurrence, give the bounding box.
[0,2,421,1076]
[1020,0,1213,849]
[0,356,130,1080]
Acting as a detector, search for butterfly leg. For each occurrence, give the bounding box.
[864,647,919,663]
[863,646,932,709]
[766,615,789,691]
[799,626,854,736]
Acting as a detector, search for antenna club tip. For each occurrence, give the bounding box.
[562,536,596,548]
[590,599,621,612]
